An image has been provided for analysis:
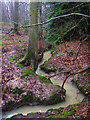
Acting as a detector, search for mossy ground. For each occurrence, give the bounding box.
[6,97,89,119]
[38,75,52,84]
[72,71,89,96]
[6,114,23,120]
[2,21,89,119]
[40,61,56,73]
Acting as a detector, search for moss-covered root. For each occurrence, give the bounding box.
[18,57,30,66]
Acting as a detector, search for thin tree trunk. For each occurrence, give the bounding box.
[14,1,19,34]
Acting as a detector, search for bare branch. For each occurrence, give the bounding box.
[59,3,85,12]
[75,37,87,52]
[46,71,69,79]
[61,66,90,92]
[7,12,90,34]
[19,13,90,29]
[72,36,88,63]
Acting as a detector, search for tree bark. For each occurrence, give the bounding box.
[14,1,19,34]
[19,2,39,71]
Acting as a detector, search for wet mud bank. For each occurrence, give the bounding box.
[3,51,85,119]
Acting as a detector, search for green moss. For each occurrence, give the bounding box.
[59,67,63,72]
[81,71,86,76]
[34,96,40,102]
[74,74,89,95]
[48,66,51,68]
[55,49,59,53]
[8,57,14,61]
[21,91,40,103]
[57,107,64,112]
[76,113,80,116]
[21,91,33,103]
[14,55,21,59]
[52,49,60,55]
[27,112,34,115]
[0,40,5,45]
[2,35,8,38]
[47,108,54,112]
[9,42,16,44]
[43,91,66,105]
[17,63,24,68]
[12,87,24,95]
[70,47,74,50]
[50,49,55,54]
[39,75,52,84]
[0,41,16,45]
[40,62,56,73]
[60,106,76,118]
[54,85,61,88]
[84,83,87,86]
[6,114,22,120]
[19,40,22,43]
[60,52,64,56]
[79,85,84,89]
[22,67,35,76]
[46,116,51,118]
[66,59,70,61]
[15,38,18,40]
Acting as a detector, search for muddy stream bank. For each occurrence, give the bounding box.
[3,51,85,119]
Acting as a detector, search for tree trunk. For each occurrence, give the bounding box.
[14,1,19,34]
[19,2,39,71]
[38,3,43,40]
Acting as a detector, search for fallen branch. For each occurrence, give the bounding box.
[7,12,90,34]
[61,66,90,92]
[19,13,90,28]
[46,71,70,79]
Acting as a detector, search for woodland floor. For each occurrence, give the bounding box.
[0,26,90,119]
[1,32,64,110]
[42,40,90,95]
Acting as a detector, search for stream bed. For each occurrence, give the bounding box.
[3,51,85,119]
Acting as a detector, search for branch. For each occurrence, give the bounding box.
[72,36,88,63]
[7,12,90,34]
[60,3,85,12]
[75,37,87,52]
[61,66,90,92]
[19,13,90,29]
[46,72,66,79]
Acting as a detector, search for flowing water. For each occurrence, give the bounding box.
[3,51,85,119]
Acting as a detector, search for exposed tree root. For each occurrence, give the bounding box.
[18,57,31,66]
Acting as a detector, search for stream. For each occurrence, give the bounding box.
[3,51,85,119]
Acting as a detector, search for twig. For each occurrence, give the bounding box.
[46,71,70,79]
[61,66,90,92]
[73,36,88,63]
[75,37,87,52]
